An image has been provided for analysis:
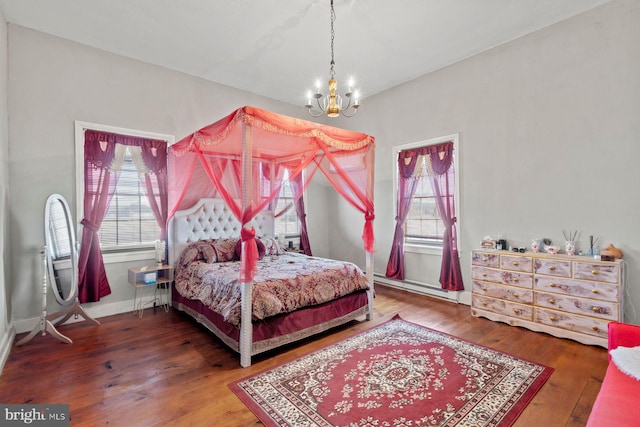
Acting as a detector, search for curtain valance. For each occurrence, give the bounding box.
[397,142,454,179]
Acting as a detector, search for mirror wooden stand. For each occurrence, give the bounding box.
[16,194,100,346]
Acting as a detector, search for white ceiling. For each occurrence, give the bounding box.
[0,0,610,106]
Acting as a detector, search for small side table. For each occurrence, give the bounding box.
[128,265,174,318]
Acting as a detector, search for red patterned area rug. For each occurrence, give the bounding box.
[229,316,553,427]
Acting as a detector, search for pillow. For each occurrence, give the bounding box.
[210,238,238,263]
[177,242,205,268]
[259,237,285,256]
[235,238,266,260]
[176,240,220,264]
[611,345,640,381]
[196,240,218,264]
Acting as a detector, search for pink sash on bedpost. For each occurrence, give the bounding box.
[239,226,258,283]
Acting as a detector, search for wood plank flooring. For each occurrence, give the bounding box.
[0,284,607,426]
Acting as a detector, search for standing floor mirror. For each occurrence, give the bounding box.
[16,194,100,345]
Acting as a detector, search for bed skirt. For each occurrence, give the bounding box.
[172,287,369,356]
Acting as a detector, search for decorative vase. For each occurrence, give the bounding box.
[531,239,541,253]
[565,240,575,256]
[155,240,166,265]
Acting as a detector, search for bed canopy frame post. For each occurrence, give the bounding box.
[239,123,253,368]
[366,252,374,321]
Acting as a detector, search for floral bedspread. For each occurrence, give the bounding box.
[175,253,370,326]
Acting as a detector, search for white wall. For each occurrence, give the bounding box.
[0,7,12,366]
[335,0,640,322]
[5,0,640,332]
[6,25,316,326]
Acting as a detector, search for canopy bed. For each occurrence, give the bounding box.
[168,106,375,367]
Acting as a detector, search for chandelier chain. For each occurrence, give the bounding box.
[330,0,335,78]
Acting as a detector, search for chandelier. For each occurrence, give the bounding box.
[305,0,360,118]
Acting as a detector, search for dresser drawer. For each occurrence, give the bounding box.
[472,266,533,288]
[473,295,533,321]
[472,280,533,304]
[500,255,533,272]
[534,291,619,321]
[471,251,499,268]
[573,262,619,284]
[534,258,571,278]
[535,277,619,303]
[535,307,609,338]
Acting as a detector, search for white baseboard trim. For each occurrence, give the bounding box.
[374,274,471,305]
[13,299,136,334]
[0,324,16,374]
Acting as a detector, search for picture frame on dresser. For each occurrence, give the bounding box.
[471,250,624,347]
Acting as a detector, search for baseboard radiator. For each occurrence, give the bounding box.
[373,273,459,302]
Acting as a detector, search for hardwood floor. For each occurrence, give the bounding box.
[1,284,607,426]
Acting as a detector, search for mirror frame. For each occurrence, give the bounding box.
[44,193,78,306]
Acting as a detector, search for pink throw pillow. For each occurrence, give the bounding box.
[235,238,266,260]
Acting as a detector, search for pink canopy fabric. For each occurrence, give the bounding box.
[168,106,375,282]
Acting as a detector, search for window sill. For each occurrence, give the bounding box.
[103,249,156,264]
[51,249,156,271]
[404,244,443,256]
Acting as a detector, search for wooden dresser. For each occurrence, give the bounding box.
[471,250,624,347]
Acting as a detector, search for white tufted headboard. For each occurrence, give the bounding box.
[168,198,274,265]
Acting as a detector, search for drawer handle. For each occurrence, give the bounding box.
[592,289,599,294]
[549,316,556,321]
[482,302,488,306]
[549,283,556,288]
[592,270,599,275]
[482,273,487,277]
[513,293,519,298]
[513,309,521,315]
[513,261,519,266]
[592,326,599,332]
[513,277,519,283]
[592,307,600,313]
[482,287,488,291]
[482,257,488,262]
[549,266,556,271]
[548,299,556,304]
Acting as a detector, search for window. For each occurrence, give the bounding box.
[394,134,459,250]
[404,159,455,246]
[99,148,159,251]
[274,172,301,238]
[75,121,174,261]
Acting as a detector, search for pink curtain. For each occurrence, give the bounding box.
[385,150,421,279]
[78,131,118,303]
[261,163,284,211]
[168,106,375,283]
[289,172,312,256]
[314,143,375,253]
[426,142,464,291]
[140,142,168,241]
[264,162,313,255]
[78,130,167,303]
